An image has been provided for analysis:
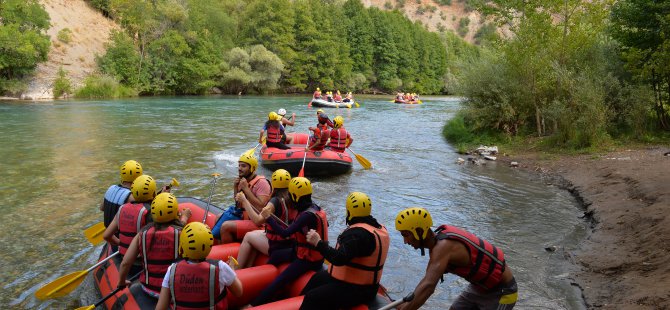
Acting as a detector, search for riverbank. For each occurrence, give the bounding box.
[501,146,670,309]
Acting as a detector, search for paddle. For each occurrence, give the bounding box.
[298,140,309,177]
[347,147,372,169]
[202,173,221,223]
[355,101,360,108]
[74,271,142,310]
[377,293,415,310]
[84,178,180,245]
[244,136,266,157]
[35,251,120,300]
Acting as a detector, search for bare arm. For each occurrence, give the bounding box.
[236,192,272,225]
[117,235,140,288]
[156,287,171,310]
[228,277,243,298]
[259,129,265,143]
[239,180,270,210]
[398,241,452,310]
[102,217,120,246]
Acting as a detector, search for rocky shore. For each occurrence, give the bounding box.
[502,147,670,309]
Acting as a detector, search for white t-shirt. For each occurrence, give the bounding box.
[162,260,237,292]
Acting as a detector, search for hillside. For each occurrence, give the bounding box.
[21,0,118,100]
[22,0,478,100]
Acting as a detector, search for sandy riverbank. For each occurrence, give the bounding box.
[501,146,670,309]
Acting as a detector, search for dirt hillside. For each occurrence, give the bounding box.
[22,0,119,100]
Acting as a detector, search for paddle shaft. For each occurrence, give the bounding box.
[298,140,309,177]
[44,251,119,298]
[377,293,415,310]
[78,271,142,310]
[202,173,221,223]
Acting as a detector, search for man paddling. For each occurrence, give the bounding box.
[394,207,518,310]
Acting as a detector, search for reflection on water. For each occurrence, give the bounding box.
[0,96,585,309]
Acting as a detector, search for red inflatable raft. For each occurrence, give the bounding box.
[90,197,392,309]
[260,133,353,177]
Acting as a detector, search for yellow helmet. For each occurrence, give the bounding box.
[179,222,214,260]
[288,177,312,202]
[316,87,320,91]
[395,207,433,240]
[268,111,279,121]
[120,160,143,182]
[271,169,291,189]
[151,192,179,223]
[238,153,258,173]
[333,116,344,128]
[131,175,156,202]
[316,109,324,114]
[346,192,371,221]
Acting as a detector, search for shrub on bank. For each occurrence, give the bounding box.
[75,75,136,99]
[53,67,71,98]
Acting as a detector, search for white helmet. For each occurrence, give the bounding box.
[277,108,287,116]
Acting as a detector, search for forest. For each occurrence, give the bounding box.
[2,0,669,147]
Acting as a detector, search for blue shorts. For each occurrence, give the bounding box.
[211,205,243,238]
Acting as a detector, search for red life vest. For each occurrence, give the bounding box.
[334,94,342,102]
[435,225,506,290]
[313,91,321,99]
[309,128,330,150]
[328,128,348,152]
[139,224,181,293]
[329,223,390,285]
[295,206,328,262]
[117,202,150,255]
[266,123,282,143]
[168,260,227,310]
[265,197,294,243]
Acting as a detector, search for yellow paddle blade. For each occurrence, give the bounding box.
[35,270,87,300]
[170,178,180,187]
[74,305,95,310]
[83,222,105,245]
[346,103,352,109]
[354,102,360,108]
[355,153,372,169]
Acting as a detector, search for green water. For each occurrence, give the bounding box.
[1,96,586,309]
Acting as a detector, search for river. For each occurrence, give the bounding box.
[0,96,586,309]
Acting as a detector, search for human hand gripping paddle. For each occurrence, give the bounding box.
[347,147,372,169]
[74,271,142,310]
[83,178,180,245]
[34,251,121,300]
[377,293,415,310]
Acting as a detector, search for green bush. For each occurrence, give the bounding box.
[57,28,72,44]
[458,17,470,37]
[53,67,71,98]
[75,75,137,98]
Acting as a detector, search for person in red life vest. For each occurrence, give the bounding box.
[309,109,334,132]
[214,153,272,243]
[343,92,354,103]
[233,169,298,269]
[306,123,330,152]
[117,193,190,298]
[327,116,353,153]
[394,207,518,310]
[300,192,389,310]
[313,87,322,99]
[156,222,243,310]
[277,108,296,144]
[333,90,343,102]
[260,111,290,150]
[101,160,142,228]
[246,177,328,307]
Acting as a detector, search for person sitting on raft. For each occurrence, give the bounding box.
[313,87,321,99]
[327,116,353,153]
[245,177,328,307]
[277,108,295,144]
[261,111,290,150]
[233,169,297,269]
[117,193,190,298]
[156,222,243,310]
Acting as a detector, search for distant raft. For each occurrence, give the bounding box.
[260,133,353,177]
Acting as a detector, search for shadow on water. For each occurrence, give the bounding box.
[0,96,585,309]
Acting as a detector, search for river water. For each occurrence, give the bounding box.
[0,96,586,309]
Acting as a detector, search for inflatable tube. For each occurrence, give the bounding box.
[260,133,353,177]
[310,98,352,108]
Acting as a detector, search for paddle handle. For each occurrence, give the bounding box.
[377,293,414,310]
